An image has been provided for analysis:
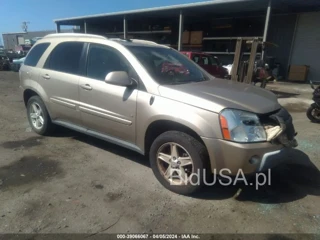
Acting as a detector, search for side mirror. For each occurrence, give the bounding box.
[105,71,135,87]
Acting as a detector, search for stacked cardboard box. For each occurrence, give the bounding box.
[190,31,203,45]
[181,31,203,45]
[182,31,190,44]
[288,65,310,82]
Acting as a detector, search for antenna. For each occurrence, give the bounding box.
[21,21,30,33]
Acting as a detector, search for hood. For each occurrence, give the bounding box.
[158,78,281,114]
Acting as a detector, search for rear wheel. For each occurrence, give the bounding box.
[27,96,55,135]
[306,103,320,123]
[149,131,209,195]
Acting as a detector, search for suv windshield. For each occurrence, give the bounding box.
[127,46,210,85]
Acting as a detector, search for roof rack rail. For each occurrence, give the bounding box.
[109,38,130,41]
[130,39,159,46]
[43,33,107,40]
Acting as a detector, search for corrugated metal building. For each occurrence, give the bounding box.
[2,29,75,51]
[52,0,320,80]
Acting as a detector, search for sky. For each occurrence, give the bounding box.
[0,0,207,44]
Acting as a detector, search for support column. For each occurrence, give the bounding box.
[178,11,184,51]
[262,0,272,59]
[56,23,61,33]
[84,20,87,33]
[123,16,128,39]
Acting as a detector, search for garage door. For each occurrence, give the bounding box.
[290,12,320,81]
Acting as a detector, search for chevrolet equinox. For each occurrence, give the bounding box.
[20,33,297,195]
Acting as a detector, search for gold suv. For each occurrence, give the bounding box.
[20,33,297,195]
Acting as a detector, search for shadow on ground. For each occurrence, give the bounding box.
[195,149,320,203]
[51,126,149,168]
[271,90,300,99]
[51,127,320,203]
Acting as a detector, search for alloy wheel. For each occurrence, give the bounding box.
[156,142,194,185]
[29,102,44,130]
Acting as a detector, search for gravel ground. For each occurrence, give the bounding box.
[0,71,319,234]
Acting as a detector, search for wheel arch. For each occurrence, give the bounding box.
[23,87,53,118]
[23,88,39,107]
[144,120,207,156]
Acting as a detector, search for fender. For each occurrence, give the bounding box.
[135,91,222,153]
[23,80,54,118]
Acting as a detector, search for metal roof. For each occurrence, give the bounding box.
[54,0,256,23]
[54,0,320,25]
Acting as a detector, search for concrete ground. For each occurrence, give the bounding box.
[266,81,314,112]
[0,71,320,234]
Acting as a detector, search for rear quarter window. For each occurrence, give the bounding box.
[24,43,50,67]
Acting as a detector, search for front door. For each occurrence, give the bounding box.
[78,43,138,144]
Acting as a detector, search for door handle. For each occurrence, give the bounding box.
[80,84,92,91]
[42,74,50,80]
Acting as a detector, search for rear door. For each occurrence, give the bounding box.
[40,41,85,125]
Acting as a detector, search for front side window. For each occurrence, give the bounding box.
[128,46,210,85]
[24,43,50,67]
[45,42,84,75]
[86,44,134,81]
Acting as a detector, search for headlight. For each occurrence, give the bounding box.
[219,109,266,143]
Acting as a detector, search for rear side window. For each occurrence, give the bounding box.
[45,42,84,75]
[24,43,50,67]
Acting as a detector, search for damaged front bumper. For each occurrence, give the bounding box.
[202,107,298,175]
[262,107,298,148]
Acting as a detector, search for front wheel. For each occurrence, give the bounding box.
[306,103,320,123]
[149,131,209,195]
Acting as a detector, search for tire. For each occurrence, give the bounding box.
[307,103,320,123]
[149,131,209,195]
[27,96,55,135]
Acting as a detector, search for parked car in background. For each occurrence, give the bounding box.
[21,34,297,195]
[181,51,228,78]
[0,55,10,70]
[11,57,26,72]
[160,61,189,75]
